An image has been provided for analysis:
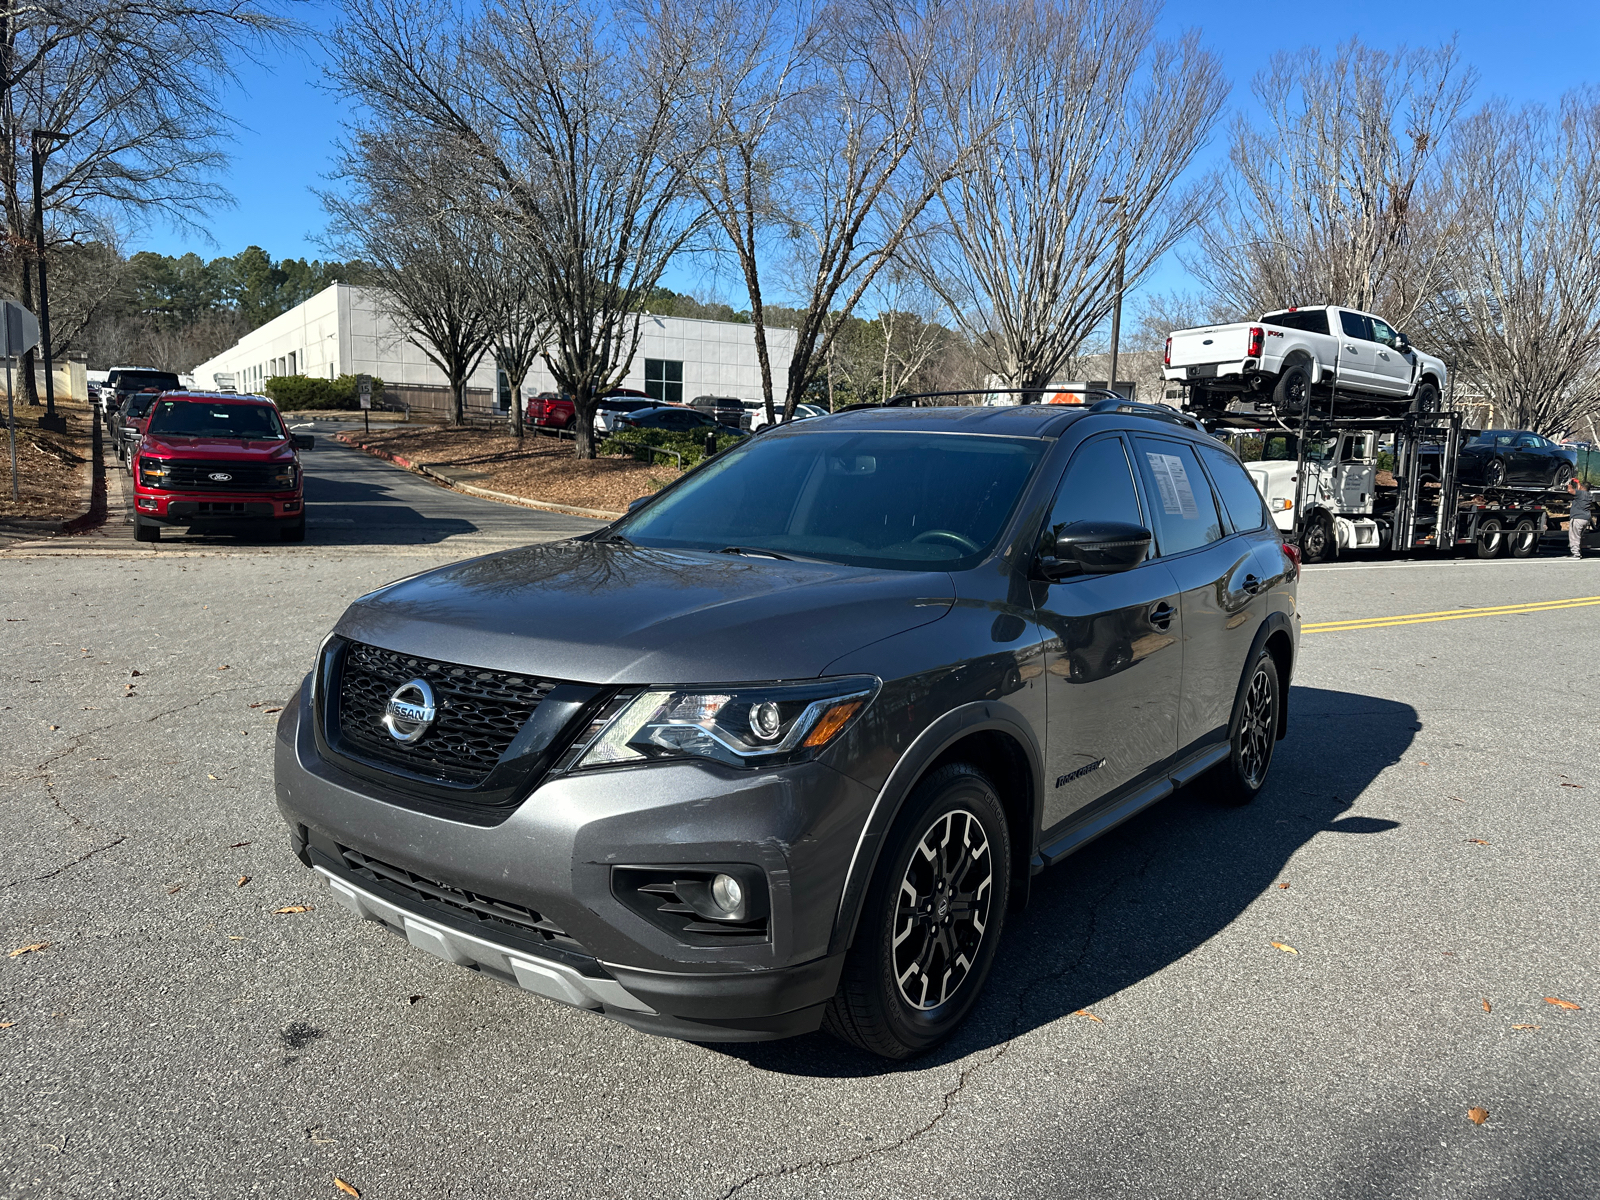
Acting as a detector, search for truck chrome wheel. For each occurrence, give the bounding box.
[893,809,993,1012]
[1237,666,1276,790]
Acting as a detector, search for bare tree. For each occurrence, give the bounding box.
[323,139,495,427]
[1192,38,1474,329]
[474,228,548,440]
[873,265,951,400]
[901,0,1225,398]
[330,0,706,457]
[1431,96,1600,435]
[0,0,291,404]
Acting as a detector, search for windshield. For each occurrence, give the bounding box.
[147,400,285,441]
[113,371,180,392]
[1260,434,1332,463]
[615,428,1048,571]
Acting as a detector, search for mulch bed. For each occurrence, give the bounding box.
[0,397,93,526]
[343,424,679,514]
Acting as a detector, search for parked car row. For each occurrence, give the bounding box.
[525,388,831,438]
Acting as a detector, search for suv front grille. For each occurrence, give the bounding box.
[336,640,557,782]
[163,459,284,490]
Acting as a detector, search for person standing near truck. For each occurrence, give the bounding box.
[1569,477,1591,558]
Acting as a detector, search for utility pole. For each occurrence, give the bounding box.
[1100,194,1127,400]
[32,129,69,433]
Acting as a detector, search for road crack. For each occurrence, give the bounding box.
[3,835,128,890]
[720,842,1159,1198]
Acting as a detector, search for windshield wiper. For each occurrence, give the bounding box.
[596,532,633,545]
[718,545,794,560]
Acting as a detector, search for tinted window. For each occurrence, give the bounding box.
[619,430,1047,571]
[1339,311,1373,340]
[112,370,180,392]
[1132,437,1225,555]
[1262,310,1330,335]
[1045,437,1144,546]
[1198,444,1268,533]
[147,401,285,440]
[1370,317,1399,347]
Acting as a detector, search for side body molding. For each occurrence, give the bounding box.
[827,700,1043,956]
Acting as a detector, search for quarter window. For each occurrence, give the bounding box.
[1132,437,1225,555]
[1198,443,1268,533]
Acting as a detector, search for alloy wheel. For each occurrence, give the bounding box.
[1237,666,1276,789]
[894,809,993,1011]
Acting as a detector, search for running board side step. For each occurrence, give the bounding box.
[1031,743,1231,871]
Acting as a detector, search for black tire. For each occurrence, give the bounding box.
[1510,518,1537,558]
[1207,648,1281,805]
[279,516,306,543]
[1483,459,1506,488]
[1476,517,1505,558]
[133,513,160,543]
[1271,364,1312,415]
[823,763,1011,1060]
[1301,513,1336,563]
[1411,380,1440,413]
[1552,460,1575,489]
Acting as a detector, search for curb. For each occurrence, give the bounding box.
[334,431,623,520]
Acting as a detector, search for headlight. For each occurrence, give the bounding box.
[573,676,878,770]
[138,457,169,487]
[272,463,297,488]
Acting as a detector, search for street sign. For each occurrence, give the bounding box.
[357,373,373,411]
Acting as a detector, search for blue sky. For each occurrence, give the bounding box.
[134,0,1600,302]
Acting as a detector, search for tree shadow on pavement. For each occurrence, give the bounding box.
[722,685,1418,1078]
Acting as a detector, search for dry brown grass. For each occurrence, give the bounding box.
[0,397,92,525]
[348,425,679,514]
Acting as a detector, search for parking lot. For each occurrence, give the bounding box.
[1,441,1595,1199]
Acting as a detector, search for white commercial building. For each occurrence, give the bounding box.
[190,283,797,418]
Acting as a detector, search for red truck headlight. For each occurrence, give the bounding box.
[272,463,298,489]
[1246,326,1264,358]
[138,457,170,488]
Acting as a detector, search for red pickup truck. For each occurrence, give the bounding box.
[525,387,653,430]
[131,393,313,543]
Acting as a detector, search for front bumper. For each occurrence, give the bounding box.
[274,676,867,1040]
[135,489,302,523]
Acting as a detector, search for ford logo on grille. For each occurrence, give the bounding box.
[382,677,437,744]
[208,471,233,482]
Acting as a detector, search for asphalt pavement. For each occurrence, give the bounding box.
[0,446,1595,1199]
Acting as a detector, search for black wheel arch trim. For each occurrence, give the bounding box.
[828,701,1042,957]
[1243,611,1295,741]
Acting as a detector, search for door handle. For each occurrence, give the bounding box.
[1242,573,1262,595]
[1150,602,1175,629]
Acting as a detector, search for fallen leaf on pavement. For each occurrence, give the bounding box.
[230,841,251,848]
[48,725,58,730]
[228,936,245,941]
[334,1180,360,1198]
[1467,1107,1489,1126]
[8,943,48,958]
[1448,795,1465,802]
[130,670,141,677]
[217,665,230,671]
[1560,782,1583,788]
[1073,1009,1103,1023]
[265,707,283,714]
[237,876,250,887]
[0,1021,14,1028]
[1467,839,1490,846]
[1481,998,1492,1013]
[1276,881,1289,889]
[408,994,424,1005]
[1544,997,1582,1011]
[1270,941,1299,955]
[207,774,219,780]
[274,906,313,914]
[248,701,264,709]
[166,885,182,895]
[1511,1024,1540,1030]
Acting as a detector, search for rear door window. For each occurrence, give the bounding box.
[1131,437,1225,555]
[1339,311,1374,340]
[1045,436,1144,538]
[1262,310,1330,335]
[1198,443,1269,533]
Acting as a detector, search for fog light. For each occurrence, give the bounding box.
[711,873,743,913]
[748,700,782,742]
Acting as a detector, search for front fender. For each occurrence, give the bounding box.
[827,699,1043,956]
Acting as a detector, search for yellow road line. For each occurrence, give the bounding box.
[1305,595,1600,634]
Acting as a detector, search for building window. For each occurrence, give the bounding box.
[645,359,683,405]
[288,351,297,375]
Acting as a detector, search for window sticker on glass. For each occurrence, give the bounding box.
[1146,452,1199,519]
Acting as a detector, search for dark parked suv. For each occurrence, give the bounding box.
[275,400,1298,1057]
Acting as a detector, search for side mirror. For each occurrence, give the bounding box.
[1393,333,1410,353]
[293,434,315,450]
[627,495,652,513]
[1037,521,1152,581]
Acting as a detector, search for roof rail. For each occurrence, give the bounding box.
[1087,397,1208,433]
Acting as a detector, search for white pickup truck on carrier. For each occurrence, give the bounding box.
[1164,305,1449,418]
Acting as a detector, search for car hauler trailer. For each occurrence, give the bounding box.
[1182,394,1579,562]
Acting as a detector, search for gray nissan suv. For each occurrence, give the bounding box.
[274,400,1298,1058]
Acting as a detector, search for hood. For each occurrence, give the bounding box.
[335,541,956,685]
[142,434,294,460]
